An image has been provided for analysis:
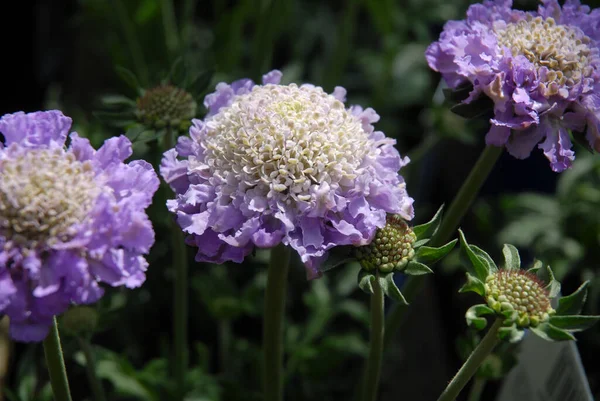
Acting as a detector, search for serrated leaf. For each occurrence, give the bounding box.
[404,261,433,276]
[450,95,494,119]
[502,244,521,270]
[549,315,600,332]
[530,323,576,342]
[466,304,494,330]
[497,324,524,343]
[458,230,491,282]
[357,270,375,295]
[412,205,444,241]
[414,239,457,265]
[557,281,590,316]
[115,65,142,93]
[378,273,408,304]
[459,273,486,296]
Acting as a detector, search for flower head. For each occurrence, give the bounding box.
[161,70,414,278]
[459,230,600,342]
[136,84,197,132]
[426,0,600,172]
[0,110,159,342]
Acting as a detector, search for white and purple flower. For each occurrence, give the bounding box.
[0,110,159,342]
[426,0,600,172]
[161,71,414,278]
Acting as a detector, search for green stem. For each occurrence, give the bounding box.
[437,318,502,401]
[43,317,73,401]
[466,377,487,401]
[110,0,149,86]
[77,337,106,401]
[164,129,189,399]
[161,0,181,57]
[362,273,385,401]
[429,145,503,247]
[263,244,291,401]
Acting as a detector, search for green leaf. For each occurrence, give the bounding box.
[404,261,433,276]
[378,273,408,305]
[502,244,521,270]
[357,270,375,295]
[530,323,576,342]
[319,245,355,273]
[549,315,600,332]
[101,94,136,107]
[539,265,561,298]
[458,229,491,282]
[188,70,215,97]
[571,129,595,154]
[412,205,444,241]
[125,125,148,141]
[465,304,494,330]
[497,323,525,343]
[459,273,486,296]
[557,281,590,316]
[527,259,543,274]
[449,95,494,119]
[414,239,457,265]
[471,245,498,274]
[443,82,473,104]
[115,65,142,93]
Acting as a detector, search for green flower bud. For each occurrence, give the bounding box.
[355,214,416,273]
[135,85,197,131]
[60,306,99,337]
[484,270,554,328]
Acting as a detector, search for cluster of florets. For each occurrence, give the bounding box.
[355,215,417,273]
[136,84,197,131]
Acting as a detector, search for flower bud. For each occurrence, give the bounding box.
[355,214,416,273]
[136,85,197,131]
[485,270,554,328]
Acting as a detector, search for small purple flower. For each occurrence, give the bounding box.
[0,110,159,342]
[426,0,600,172]
[161,71,414,279]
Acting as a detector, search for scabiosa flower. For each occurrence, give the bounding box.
[0,110,159,342]
[161,70,414,278]
[426,0,600,172]
[459,230,600,342]
[135,84,197,132]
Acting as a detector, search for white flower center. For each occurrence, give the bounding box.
[494,16,595,94]
[0,148,100,248]
[202,84,375,205]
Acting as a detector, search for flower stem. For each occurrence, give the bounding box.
[381,145,503,346]
[43,317,73,401]
[429,144,503,247]
[436,318,503,401]
[164,128,189,399]
[466,377,487,401]
[77,337,106,401]
[263,244,291,401]
[362,273,385,401]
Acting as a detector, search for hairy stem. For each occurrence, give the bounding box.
[43,317,73,401]
[362,273,385,401]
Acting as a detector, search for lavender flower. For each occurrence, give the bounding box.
[0,110,159,342]
[161,70,414,278]
[426,0,600,172]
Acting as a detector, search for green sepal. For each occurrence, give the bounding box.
[466,304,494,330]
[502,244,521,270]
[115,65,143,94]
[404,261,433,276]
[412,238,429,248]
[414,239,457,265]
[134,129,167,144]
[412,205,444,242]
[557,281,590,316]
[443,82,473,104]
[527,259,543,274]
[357,270,375,295]
[530,322,576,342]
[459,273,486,296]
[319,246,355,273]
[378,273,408,305]
[497,323,525,343]
[458,230,491,282]
[449,94,494,119]
[500,310,518,325]
[538,265,561,298]
[549,315,600,332]
[471,245,498,274]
